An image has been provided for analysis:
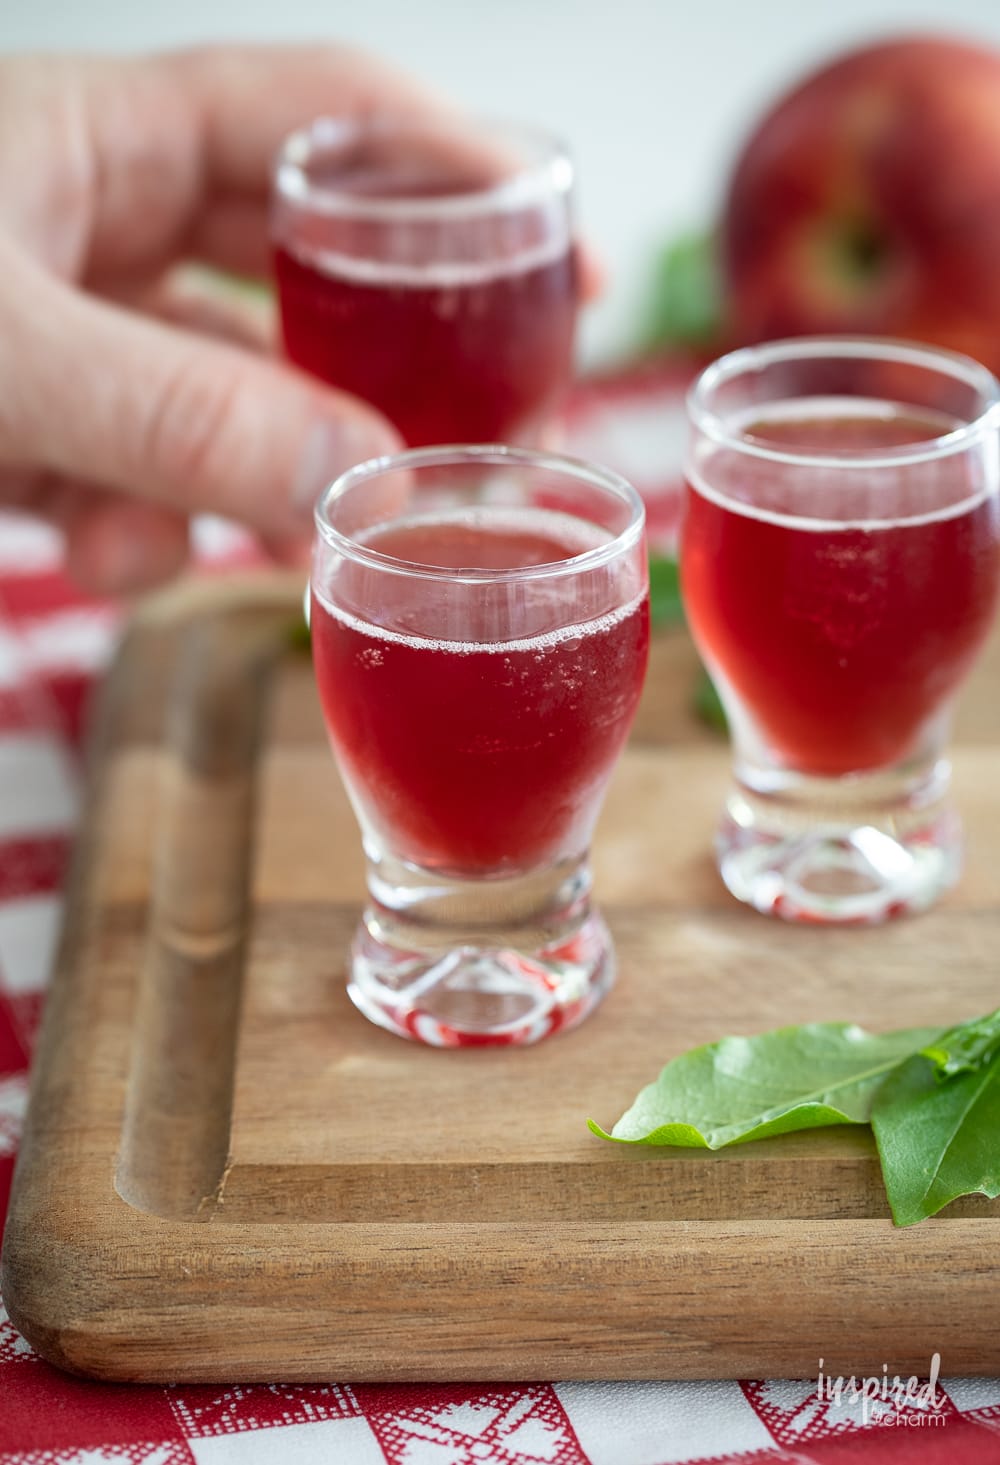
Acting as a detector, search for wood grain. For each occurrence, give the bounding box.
[3,572,1000,1382]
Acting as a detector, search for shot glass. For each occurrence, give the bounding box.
[272,115,578,447]
[311,445,649,1045]
[682,338,1000,924]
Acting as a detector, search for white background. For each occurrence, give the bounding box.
[3,0,1000,361]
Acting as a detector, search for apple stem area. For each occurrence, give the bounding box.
[831,217,890,288]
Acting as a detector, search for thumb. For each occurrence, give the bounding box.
[0,244,400,537]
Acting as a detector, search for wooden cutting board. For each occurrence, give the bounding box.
[3,573,1000,1383]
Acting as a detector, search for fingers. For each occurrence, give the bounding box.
[162,45,449,197]
[0,239,400,544]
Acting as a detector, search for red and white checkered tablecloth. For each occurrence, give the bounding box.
[4,380,1000,1461]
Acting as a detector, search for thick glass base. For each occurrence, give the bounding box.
[347,850,614,1045]
[717,758,963,925]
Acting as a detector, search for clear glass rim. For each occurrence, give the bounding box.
[687,336,1000,470]
[314,444,645,583]
[275,115,573,220]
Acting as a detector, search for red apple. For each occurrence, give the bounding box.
[721,36,1000,373]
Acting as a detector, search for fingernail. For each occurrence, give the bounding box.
[292,417,398,525]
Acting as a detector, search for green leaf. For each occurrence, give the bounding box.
[872,1052,1000,1226]
[920,1007,1000,1079]
[648,556,684,627]
[638,231,722,352]
[589,1022,938,1149]
[693,665,727,732]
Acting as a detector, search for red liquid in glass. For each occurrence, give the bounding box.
[312,514,649,874]
[275,243,577,446]
[681,405,1000,775]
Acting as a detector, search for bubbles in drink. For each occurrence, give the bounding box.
[683,398,1000,773]
[312,508,649,873]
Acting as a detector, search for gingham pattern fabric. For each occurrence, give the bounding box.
[3,375,1000,1461]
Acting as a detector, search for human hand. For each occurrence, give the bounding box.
[0,46,467,594]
